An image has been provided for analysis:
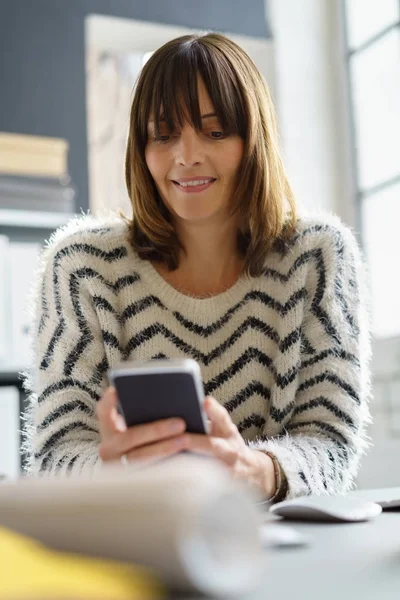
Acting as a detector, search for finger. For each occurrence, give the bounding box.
[99,417,186,460]
[184,433,238,467]
[204,396,237,438]
[125,434,189,465]
[97,387,121,439]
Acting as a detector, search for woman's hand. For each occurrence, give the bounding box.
[185,396,277,499]
[96,388,276,498]
[96,387,188,464]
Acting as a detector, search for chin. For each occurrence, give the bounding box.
[168,200,223,223]
[174,208,222,223]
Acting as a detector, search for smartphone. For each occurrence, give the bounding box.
[108,358,208,434]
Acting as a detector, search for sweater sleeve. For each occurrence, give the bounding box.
[23,236,111,476]
[249,223,372,499]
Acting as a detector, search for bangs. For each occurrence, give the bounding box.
[140,38,247,140]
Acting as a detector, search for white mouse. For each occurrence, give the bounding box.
[269,495,382,523]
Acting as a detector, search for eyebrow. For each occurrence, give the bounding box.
[148,112,217,124]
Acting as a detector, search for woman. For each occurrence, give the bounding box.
[24,33,371,502]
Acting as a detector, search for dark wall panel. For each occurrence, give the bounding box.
[79,0,270,38]
[0,2,89,209]
[0,0,270,211]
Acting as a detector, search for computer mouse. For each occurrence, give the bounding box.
[269,495,382,523]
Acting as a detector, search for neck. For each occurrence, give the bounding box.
[155,216,245,297]
[177,216,242,274]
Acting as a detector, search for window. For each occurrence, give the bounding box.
[344,0,400,487]
[346,0,399,48]
[350,28,400,191]
[344,0,400,339]
[362,182,400,338]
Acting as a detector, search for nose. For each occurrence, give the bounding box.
[175,128,204,167]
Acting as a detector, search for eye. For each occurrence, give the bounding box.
[210,131,226,139]
[149,133,172,143]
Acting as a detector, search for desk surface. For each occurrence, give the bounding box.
[251,510,400,600]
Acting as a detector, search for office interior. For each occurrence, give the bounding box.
[0,1,399,492]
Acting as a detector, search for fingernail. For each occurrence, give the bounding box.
[115,415,127,432]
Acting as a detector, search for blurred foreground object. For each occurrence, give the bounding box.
[0,526,162,600]
[0,456,265,597]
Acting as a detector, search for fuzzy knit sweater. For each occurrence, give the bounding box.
[23,212,371,499]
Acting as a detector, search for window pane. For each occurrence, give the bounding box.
[350,28,400,191]
[362,183,400,339]
[346,0,399,48]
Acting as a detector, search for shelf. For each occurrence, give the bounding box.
[0,209,74,229]
[0,369,24,388]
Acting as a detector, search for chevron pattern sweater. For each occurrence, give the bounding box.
[23,212,371,499]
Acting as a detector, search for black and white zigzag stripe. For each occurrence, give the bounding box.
[23,213,371,499]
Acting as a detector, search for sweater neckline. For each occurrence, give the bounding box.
[136,256,253,312]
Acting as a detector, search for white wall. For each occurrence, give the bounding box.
[268,0,357,227]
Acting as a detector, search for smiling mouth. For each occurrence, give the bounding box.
[172,178,216,193]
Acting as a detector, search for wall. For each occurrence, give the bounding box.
[0,0,270,212]
[268,0,356,227]
[0,2,88,209]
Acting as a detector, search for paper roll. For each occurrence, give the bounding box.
[0,455,265,596]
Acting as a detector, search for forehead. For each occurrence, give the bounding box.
[148,76,215,124]
[141,66,244,140]
[193,76,214,109]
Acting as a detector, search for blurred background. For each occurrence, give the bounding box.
[0,0,399,488]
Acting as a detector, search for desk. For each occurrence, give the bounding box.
[252,510,400,600]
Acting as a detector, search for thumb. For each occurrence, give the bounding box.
[204,396,234,438]
[97,387,126,440]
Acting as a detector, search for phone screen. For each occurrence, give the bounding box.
[113,371,207,434]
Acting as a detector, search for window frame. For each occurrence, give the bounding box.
[341,0,400,244]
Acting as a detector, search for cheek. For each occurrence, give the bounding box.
[144,148,158,181]
[222,142,244,181]
[145,147,170,186]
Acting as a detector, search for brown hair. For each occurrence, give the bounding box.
[125,33,296,276]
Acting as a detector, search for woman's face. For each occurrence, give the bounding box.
[145,77,244,225]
